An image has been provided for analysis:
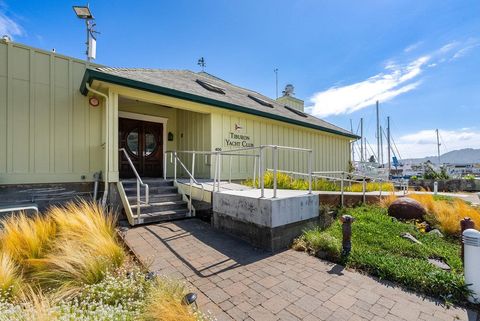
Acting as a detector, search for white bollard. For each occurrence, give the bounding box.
[463,228,480,303]
[433,181,438,195]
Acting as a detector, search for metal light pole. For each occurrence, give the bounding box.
[73,5,98,62]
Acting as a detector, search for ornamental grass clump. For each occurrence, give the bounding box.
[142,279,197,321]
[0,201,124,298]
[29,202,125,293]
[0,253,22,298]
[0,213,56,266]
[49,201,125,267]
[379,193,480,236]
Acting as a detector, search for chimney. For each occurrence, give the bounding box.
[276,84,304,112]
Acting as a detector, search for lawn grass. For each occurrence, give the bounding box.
[294,205,469,304]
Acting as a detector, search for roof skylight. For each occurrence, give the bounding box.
[247,94,274,108]
[284,105,308,118]
[195,79,225,95]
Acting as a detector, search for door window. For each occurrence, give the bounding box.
[126,130,139,156]
[144,132,157,157]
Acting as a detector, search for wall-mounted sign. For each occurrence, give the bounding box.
[224,132,254,147]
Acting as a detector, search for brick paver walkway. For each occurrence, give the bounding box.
[124,219,478,321]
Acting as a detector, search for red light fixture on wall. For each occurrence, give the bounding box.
[89,97,100,107]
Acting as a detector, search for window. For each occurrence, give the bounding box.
[247,94,274,108]
[284,105,308,118]
[195,79,225,94]
[126,130,139,156]
[144,132,157,157]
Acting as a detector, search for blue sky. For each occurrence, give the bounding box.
[1,0,479,159]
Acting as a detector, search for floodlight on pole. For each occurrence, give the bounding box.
[72,4,98,62]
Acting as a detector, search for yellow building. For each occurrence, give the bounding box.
[0,40,357,213]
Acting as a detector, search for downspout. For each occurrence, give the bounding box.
[85,83,109,207]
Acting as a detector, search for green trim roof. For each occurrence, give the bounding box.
[80,68,359,139]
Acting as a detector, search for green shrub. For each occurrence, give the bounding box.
[302,229,341,259]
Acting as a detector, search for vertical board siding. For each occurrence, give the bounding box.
[211,111,351,180]
[176,109,211,178]
[0,42,103,184]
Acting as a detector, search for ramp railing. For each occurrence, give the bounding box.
[164,145,314,199]
[269,169,408,206]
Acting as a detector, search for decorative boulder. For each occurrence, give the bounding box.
[388,197,426,220]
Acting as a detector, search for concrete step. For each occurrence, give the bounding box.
[130,200,188,213]
[121,179,174,188]
[136,209,189,224]
[127,193,182,204]
[124,185,178,196]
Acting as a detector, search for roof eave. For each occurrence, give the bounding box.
[80,69,360,139]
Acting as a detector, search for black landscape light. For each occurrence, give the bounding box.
[144,271,156,281]
[183,292,198,310]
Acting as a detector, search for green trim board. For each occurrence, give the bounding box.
[80,68,359,140]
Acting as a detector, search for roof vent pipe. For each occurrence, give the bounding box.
[283,84,295,97]
[276,84,304,112]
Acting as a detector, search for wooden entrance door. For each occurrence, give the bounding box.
[119,118,164,178]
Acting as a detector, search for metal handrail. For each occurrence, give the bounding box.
[163,145,408,204]
[164,151,205,215]
[272,168,408,207]
[209,145,313,198]
[165,145,313,199]
[119,148,149,217]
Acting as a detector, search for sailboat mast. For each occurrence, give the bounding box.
[380,125,384,165]
[360,118,364,162]
[436,129,441,164]
[350,119,355,161]
[376,101,380,164]
[387,116,391,176]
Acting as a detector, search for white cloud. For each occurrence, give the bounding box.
[0,11,23,39]
[451,41,479,60]
[307,55,430,117]
[307,40,479,118]
[403,41,422,53]
[396,129,480,158]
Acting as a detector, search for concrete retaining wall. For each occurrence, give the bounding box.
[212,190,319,251]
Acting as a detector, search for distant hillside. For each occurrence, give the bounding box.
[404,148,480,164]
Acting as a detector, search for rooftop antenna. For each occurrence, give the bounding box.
[274,68,279,99]
[197,57,206,72]
[73,4,99,62]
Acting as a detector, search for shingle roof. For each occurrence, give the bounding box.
[81,67,358,139]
